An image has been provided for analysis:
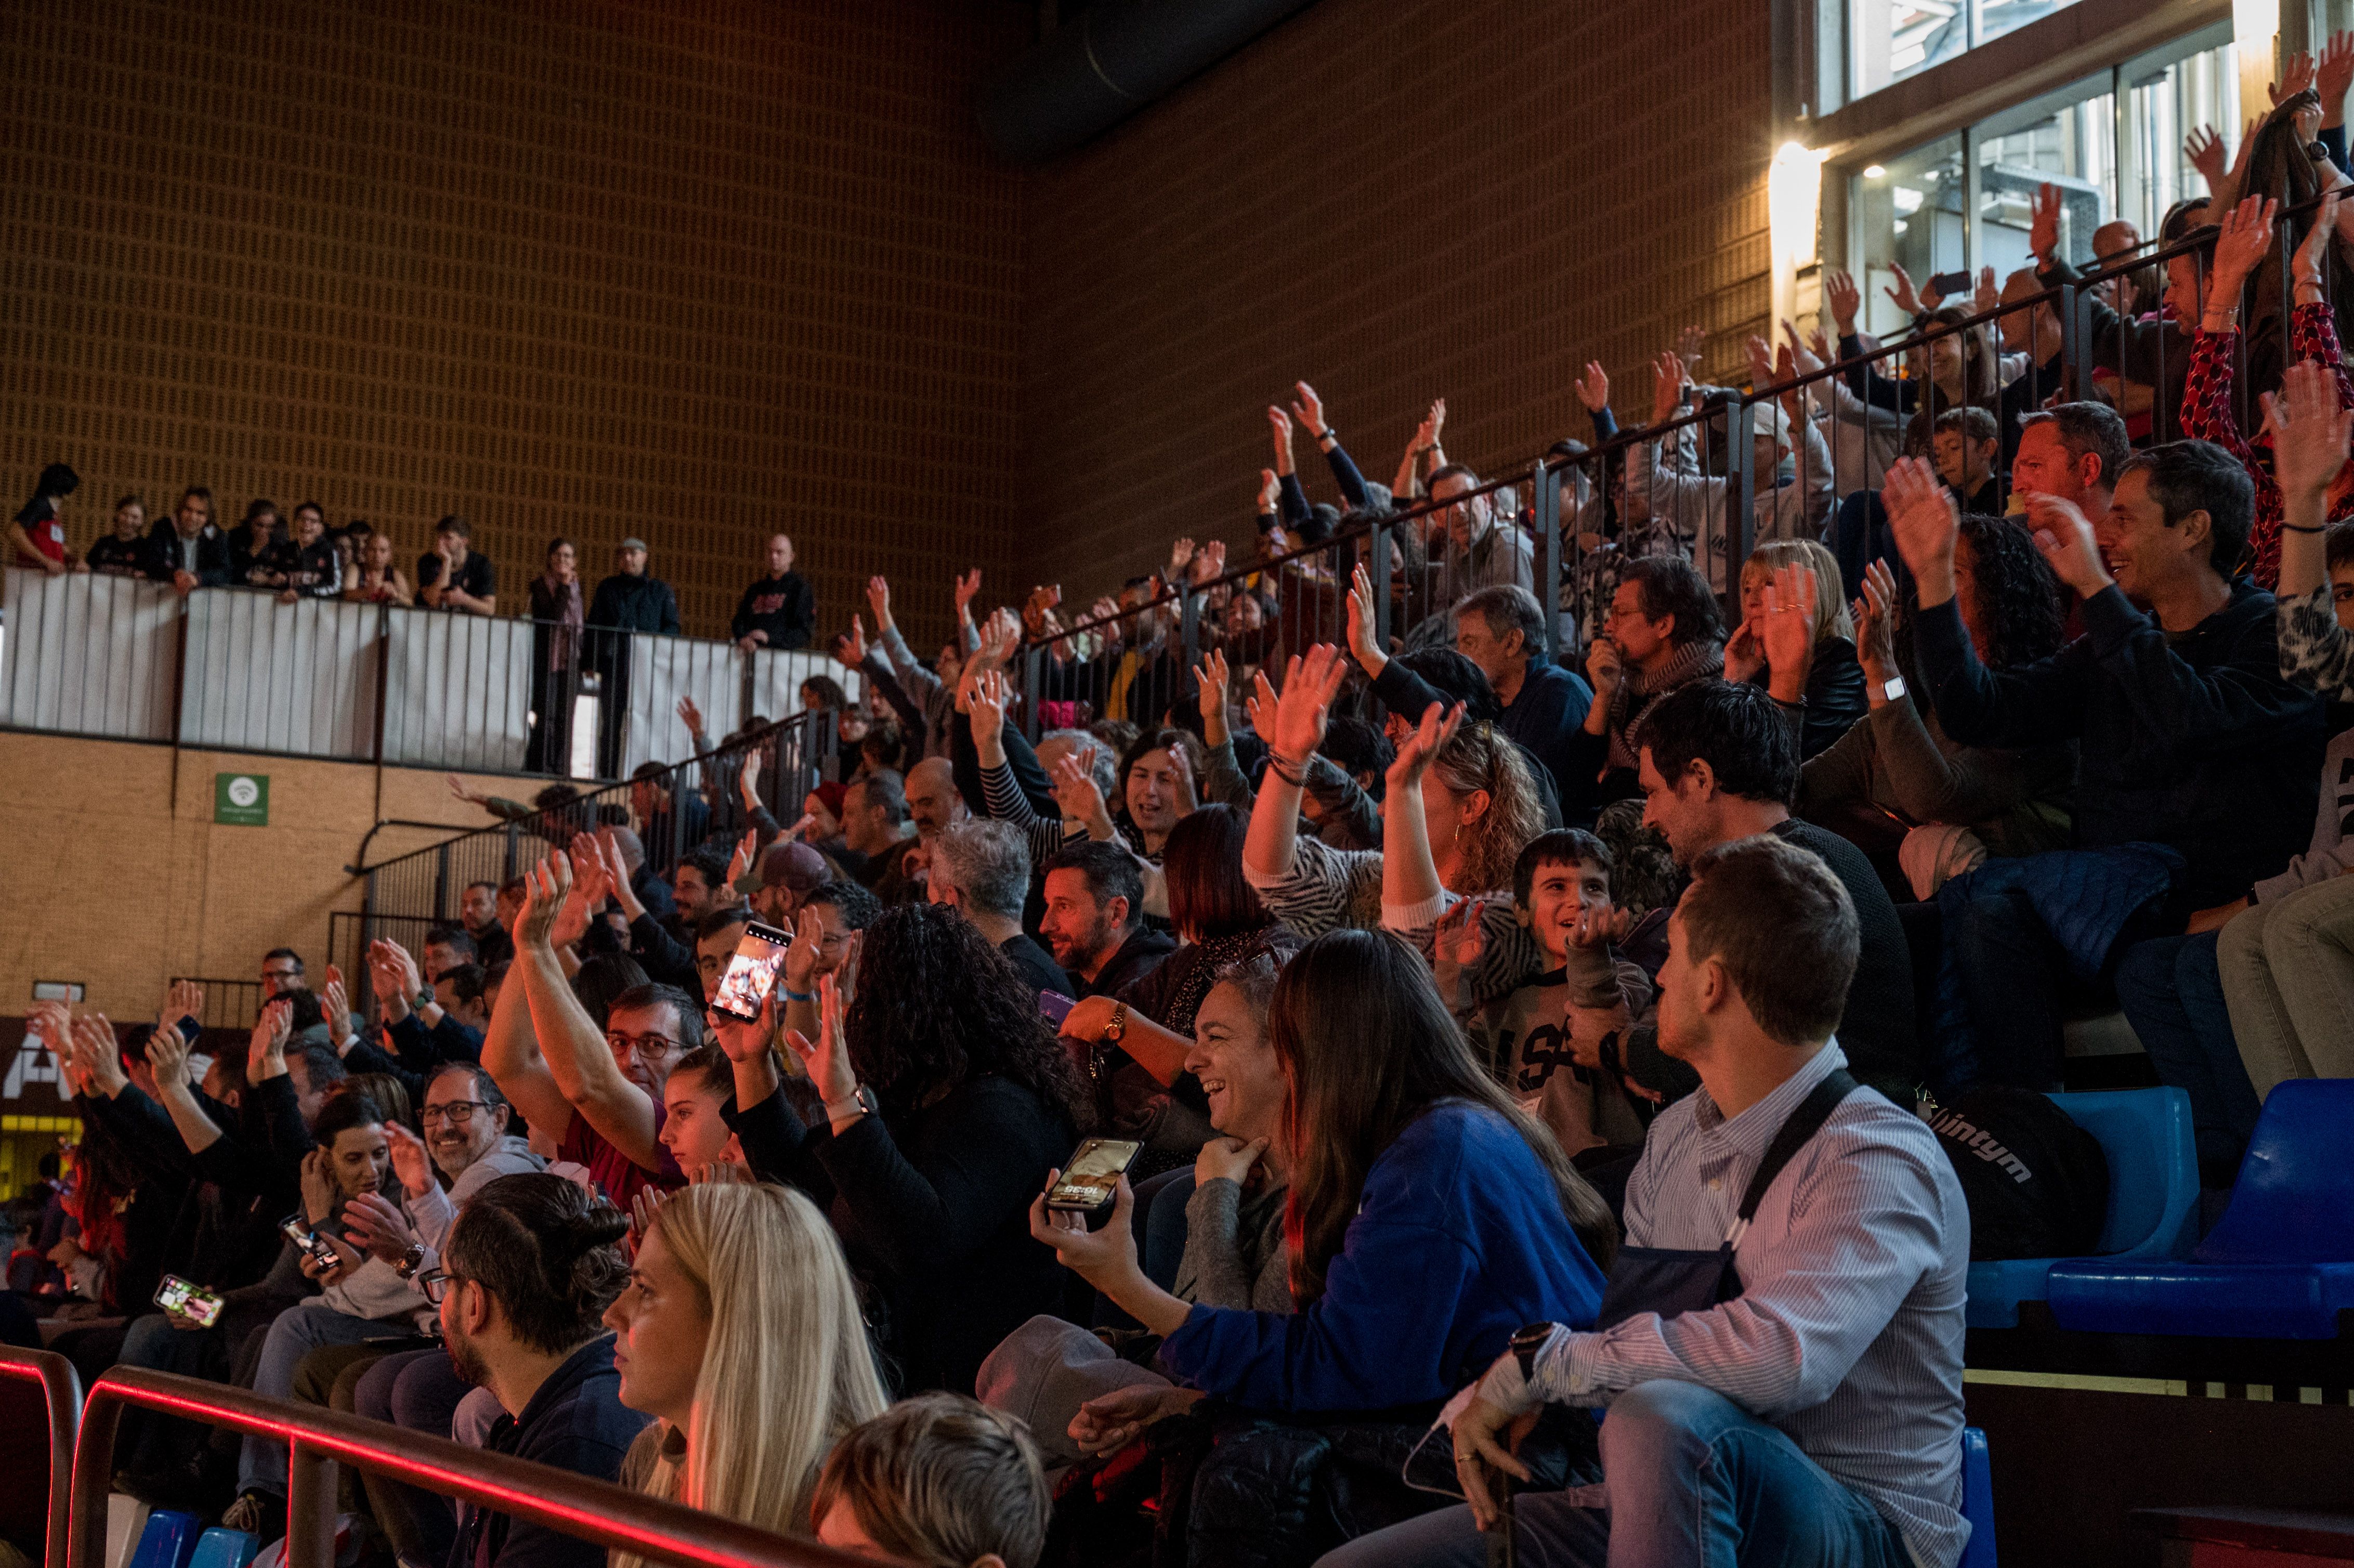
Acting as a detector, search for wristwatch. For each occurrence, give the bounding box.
[1511,1321,1561,1382]
[1878,675,1908,703]
[826,1083,881,1122]
[1103,1002,1129,1045]
[396,1243,428,1280]
[412,988,434,1013]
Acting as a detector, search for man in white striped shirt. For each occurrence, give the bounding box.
[1326,834,1971,1568]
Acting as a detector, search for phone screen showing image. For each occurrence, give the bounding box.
[712,922,793,1022]
[1046,1138,1143,1210]
[153,1273,225,1328]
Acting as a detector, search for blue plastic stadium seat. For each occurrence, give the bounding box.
[1963,1088,2200,1329]
[2047,1079,2354,1339]
[1959,1426,1997,1568]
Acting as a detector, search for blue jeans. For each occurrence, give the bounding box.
[237,1304,415,1496]
[1319,1382,1909,1568]
[2114,932,2257,1185]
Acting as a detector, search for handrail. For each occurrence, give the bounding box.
[0,1346,83,1568]
[71,1368,890,1568]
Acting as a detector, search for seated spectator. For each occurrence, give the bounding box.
[906,756,971,846]
[1629,352,1834,594]
[1931,407,2004,520]
[692,904,755,1005]
[225,1093,421,1530]
[2027,180,2204,446]
[775,879,883,1044]
[460,879,516,970]
[149,485,231,594]
[1566,556,1726,819]
[1244,645,1545,945]
[1799,517,2075,898]
[433,1173,647,1568]
[610,1181,887,1554]
[227,499,282,587]
[605,825,679,925]
[85,494,154,578]
[930,818,1069,998]
[811,1393,1051,1568]
[1331,836,1969,1568]
[1991,267,2069,470]
[261,945,308,999]
[374,946,491,1069]
[1623,680,1923,1096]
[980,951,1289,1467]
[1032,927,1612,1422]
[630,762,712,876]
[483,852,692,1207]
[730,532,817,652]
[653,1046,745,1175]
[343,527,414,606]
[423,924,478,982]
[1885,445,2325,1090]
[273,500,340,600]
[1725,543,1867,760]
[841,769,920,904]
[1191,650,1387,852]
[418,514,497,615]
[1037,840,1175,999]
[866,572,984,762]
[711,903,1080,1395]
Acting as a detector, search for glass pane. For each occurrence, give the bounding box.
[1850,134,1967,339]
[2122,36,2240,242]
[1851,0,2078,98]
[1974,0,2076,54]
[1974,82,2117,282]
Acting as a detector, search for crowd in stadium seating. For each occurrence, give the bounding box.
[17,60,2354,1568]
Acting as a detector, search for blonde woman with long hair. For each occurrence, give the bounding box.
[1724,539,1868,760]
[607,1182,887,1556]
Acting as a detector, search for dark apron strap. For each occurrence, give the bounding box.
[1729,1067,1859,1245]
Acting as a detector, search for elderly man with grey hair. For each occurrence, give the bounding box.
[931,818,1069,1000]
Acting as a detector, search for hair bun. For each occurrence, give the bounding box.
[559,1201,631,1255]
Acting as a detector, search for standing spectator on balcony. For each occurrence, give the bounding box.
[341,530,414,606]
[274,500,342,602]
[590,538,682,779]
[1932,408,2006,516]
[11,461,80,574]
[227,499,281,587]
[730,532,816,652]
[85,495,152,578]
[417,514,497,615]
[528,538,585,775]
[1565,556,1726,819]
[152,487,231,594]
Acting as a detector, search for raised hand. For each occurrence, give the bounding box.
[1247,644,1349,768]
[1266,404,1296,471]
[1743,333,1775,391]
[1258,467,1280,514]
[1189,539,1225,586]
[2322,31,2354,125]
[2185,124,2228,190]
[1432,895,1490,974]
[1049,751,1114,837]
[1168,537,1197,580]
[1674,323,1706,371]
[1971,265,2000,316]
[1416,397,1447,451]
[321,966,353,1051]
[1758,560,1820,700]
[1574,360,1610,413]
[953,568,983,619]
[2270,48,2319,109]
[73,1015,130,1099]
[147,1020,192,1094]
[2028,182,2061,264]
[1879,456,1963,597]
[967,667,1009,753]
[2209,194,2279,298]
[1385,700,1467,795]
[865,576,892,630]
[1883,260,1922,318]
[2263,358,2354,501]
[707,978,779,1064]
[1343,562,1387,674]
[841,613,869,668]
[515,850,575,951]
[1194,648,1231,744]
[1290,381,1328,438]
[1824,269,1861,335]
[738,744,762,801]
[1854,558,1900,683]
[385,1121,436,1199]
[676,694,705,736]
[2022,491,2112,598]
[1648,350,1690,427]
[2294,194,2341,297]
[165,978,204,1027]
[782,973,857,1108]
[445,773,488,805]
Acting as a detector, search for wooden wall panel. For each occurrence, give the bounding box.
[0,0,1026,649]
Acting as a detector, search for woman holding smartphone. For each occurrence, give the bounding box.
[707,902,1082,1397]
[1031,927,1614,1416]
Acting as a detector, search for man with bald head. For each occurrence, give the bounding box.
[730,532,815,653]
[1993,266,2068,471]
[898,755,973,900]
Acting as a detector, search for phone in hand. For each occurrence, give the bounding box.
[1045,1138,1143,1216]
[279,1214,341,1272]
[1038,990,1077,1026]
[1927,270,1972,300]
[711,921,793,1022]
[153,1274,225,1328]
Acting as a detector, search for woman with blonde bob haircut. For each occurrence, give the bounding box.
[1727,537,1868,759]
[608,1181,887,1556]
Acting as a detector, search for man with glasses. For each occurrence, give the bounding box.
[260,947,306,1000]
[485,852,695,1209]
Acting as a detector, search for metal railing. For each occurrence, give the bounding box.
[0,578,854,784]
[0,1347,83,1567]
[69,1368,885,1568]
[165,978,267,1034]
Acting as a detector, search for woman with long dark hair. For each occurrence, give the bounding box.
[710,903,1081,1396]
[1798,508,2074,896]
[1033,927,1611,1415]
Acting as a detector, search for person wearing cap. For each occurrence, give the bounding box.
[417,514,496,615]
[730,532,816,652]
[11,462,83,576]
[747,839,832,931]
[588,537,683,779]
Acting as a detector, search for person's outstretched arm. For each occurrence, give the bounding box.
[515,842,665,1168]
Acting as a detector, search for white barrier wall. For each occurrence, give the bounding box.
[381,608,535,772]
[0,569,180,742]
[179,590,383,760]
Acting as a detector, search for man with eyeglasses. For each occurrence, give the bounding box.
[260,947,306,1000]
[485,853,696,1210]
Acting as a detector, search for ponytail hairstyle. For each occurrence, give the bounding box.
[1272,929,1617,1305]
[616,1184,886,1558]
[443,1173,630,1355]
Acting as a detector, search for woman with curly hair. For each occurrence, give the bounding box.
[709,902,1081,1395]
[1798,511,2075,897]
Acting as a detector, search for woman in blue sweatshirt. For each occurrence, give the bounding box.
[1032,927,1613,1415]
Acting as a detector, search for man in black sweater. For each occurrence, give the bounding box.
[1624,679,1921,1099]
[586,538,683,778]
[729,532,816,652]
[1886,443,2323,1089]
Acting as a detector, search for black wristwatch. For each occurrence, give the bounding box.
[1511,1321,1560,1382]
[396,1244,428,1280]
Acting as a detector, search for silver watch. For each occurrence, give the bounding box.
[1879,675,1908,703]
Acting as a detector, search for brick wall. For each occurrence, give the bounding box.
[1014,0,1775,597]
[0,0,1026,648]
